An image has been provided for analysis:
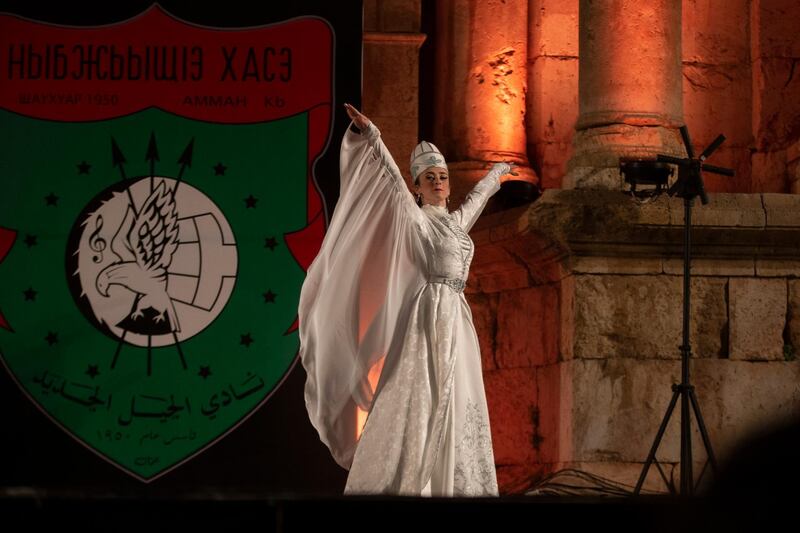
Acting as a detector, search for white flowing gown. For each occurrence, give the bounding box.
[298,119,503,497]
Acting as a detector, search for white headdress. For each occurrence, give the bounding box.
[409,141,447,183]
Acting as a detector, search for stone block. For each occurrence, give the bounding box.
[789,139,800,165]
[470,241,517,269]
[662,258,754,277]
[756,259,800,277]
[751,0,800,58]
[468,292,498,372]
[566,358,684,462]
[690,277,729,359]
[572,275,683,359]
[561,358,800,466]
[527,52,578,191]
[495,239,571,289]
[363,41,423,118]
[535,363,562,465]
[528,56,579,144]
[667,193,764,227]
[559,275,576,360]
[682,62,751,145]
[529,0,578,58]
[532,142,572,190]
[763,192,800,226]
[475,267,531,294]
[682,0,750,63]
[363,0,421,32]
[570,256,663,275]
[788,280,800,356]
[484,367,539,466]
[363,30,424,188]
[729,278,786,360]
[681,0,752,185]
[568,275,727,360]
[496,285,560,368]
[789,146,800,192]
[691,358,800,461]
[632,197,671,226]
[752,151,789,194]
[752,57,800,151]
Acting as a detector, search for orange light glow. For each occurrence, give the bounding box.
[356,355,386,440]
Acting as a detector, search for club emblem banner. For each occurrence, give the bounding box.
[0,4,333,482]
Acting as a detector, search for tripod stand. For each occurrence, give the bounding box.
[633,126,735,496]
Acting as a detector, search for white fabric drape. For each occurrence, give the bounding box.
[298,119,427,470]
[299,119,504,496]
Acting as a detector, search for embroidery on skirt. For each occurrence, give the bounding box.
[453,397,498,496]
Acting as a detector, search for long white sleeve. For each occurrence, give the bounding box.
[453,163,507,232]
[298,119,428,470]
[360,121,419,212]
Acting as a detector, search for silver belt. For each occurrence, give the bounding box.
[428,275,466,293]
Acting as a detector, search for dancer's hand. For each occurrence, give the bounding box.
[491,161,518,183]
[344,103,371,130]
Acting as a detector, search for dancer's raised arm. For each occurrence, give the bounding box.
[344,103,418,210]
[453,162,513,232]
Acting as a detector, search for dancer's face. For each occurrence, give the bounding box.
[415,166,449,207]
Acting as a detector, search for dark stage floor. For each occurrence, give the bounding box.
[1,490,789,532]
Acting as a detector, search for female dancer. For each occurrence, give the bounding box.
[299,102,514,496]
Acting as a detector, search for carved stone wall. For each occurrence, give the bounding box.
[469,191,800,491]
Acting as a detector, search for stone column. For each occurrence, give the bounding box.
[362,0,427,189]
[434,0,537,206]
[527,0,580,191]
[565,0,684,189]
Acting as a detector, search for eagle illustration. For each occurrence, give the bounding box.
[95,180,181,332]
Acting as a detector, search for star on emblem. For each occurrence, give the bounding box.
[240,333,254,347]
[44,331,58,345]
[85,364,100,378]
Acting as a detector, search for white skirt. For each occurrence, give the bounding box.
[344,282,499,497]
